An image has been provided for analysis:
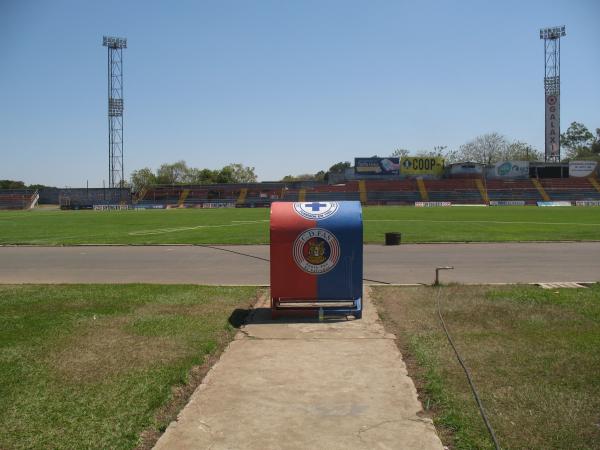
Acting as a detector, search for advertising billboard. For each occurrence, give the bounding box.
[569,161,598,177]
[448,162,484,178]
[400,157,444,177]
[488,161,530,179]
[354,158,400,175]
[545,94,560,160]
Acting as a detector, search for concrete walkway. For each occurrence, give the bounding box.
[154,288,443,450]
[2,242,599,285]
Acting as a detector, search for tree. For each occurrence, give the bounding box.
[561,122,594,159]
[130,168,157,192]
[456,132,509,165]
[215,166,234,184]
[0,180,26,189]
[156,161,189,184]
[328,161,351,174]
[27,184,53,190]
[505,141,543,161]
[391,148,410,158]
[224,163,257,183]
[592,128,600,155]
[314,170,327,182]
[280,174,318,182]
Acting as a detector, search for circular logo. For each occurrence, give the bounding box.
[547,95,557,106]
[293,202,339,220]
[293,228,340,275]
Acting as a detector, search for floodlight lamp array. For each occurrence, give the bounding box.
[103,36,127,48]
[108,98,124,116]
[539,26,566,40]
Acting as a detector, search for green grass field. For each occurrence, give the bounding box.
[0,284,257,450]
[1,206,600,245]
[375,284,600,450]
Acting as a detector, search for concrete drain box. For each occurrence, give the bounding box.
[270,201,363,319]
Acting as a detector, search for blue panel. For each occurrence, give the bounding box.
[315,201,363,300]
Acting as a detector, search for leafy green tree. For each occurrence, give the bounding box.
[27,184,54,190]
[224,163,257,183]
[328,161,351,174]
[505,141,543,161]
[456,132,508,164]
[215,166,234,184]
[0,180,26,189]
[280,174,318,182]
[130,168,157,192]
[561,122,594,160]
[592,128,600,155]
[156,161,189,184]
[314,170,327,182]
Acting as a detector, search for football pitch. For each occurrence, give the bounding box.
[1,206,599,245]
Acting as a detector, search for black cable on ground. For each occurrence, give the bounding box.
[197,244,270,262]
[362,278,391,285]
[435,287,501,450]
[197,244,392,285]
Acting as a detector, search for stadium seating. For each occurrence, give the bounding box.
[58,188,131,208]
[424,179,483,204]
[136,177,600,208]
[486,179,543,205]
[0,189,38,210]
[540,178,600,202]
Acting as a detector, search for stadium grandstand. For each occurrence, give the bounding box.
[3,160,599,210]
[134,176,600,208]
[0,189,39,210]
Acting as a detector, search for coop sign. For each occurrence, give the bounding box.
[400,157,445,176]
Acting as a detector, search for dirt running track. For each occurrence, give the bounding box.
[1,242,598,284]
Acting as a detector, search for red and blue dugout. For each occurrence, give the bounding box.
[270,201,363,319]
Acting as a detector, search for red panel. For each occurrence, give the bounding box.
[270,202,317,300]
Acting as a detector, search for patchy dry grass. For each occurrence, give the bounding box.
[373,284,600,450]
[0,284,258,450]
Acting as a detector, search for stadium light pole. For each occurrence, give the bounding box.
[539,25,565,162]
[102,36,127,189]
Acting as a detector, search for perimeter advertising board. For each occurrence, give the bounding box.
[448,162,484,178]
[545,94,560,160]
[400,157,444,177]
[569,161,598,177]
[354,157,400,175]
[488,161,530,179]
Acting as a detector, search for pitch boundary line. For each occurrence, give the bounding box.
[364,219,600,226]
[128,220,268,236]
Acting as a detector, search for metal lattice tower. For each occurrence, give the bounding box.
[102,36,127,188]
[540,26,566,162]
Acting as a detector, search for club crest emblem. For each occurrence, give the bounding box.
[293,228,340,274]
[293,202,339,220]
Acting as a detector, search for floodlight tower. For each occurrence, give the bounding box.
[102,36,127,188]
[540,25,566,162]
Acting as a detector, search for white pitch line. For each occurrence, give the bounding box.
[129,220,267,236]
[364,219,600,226]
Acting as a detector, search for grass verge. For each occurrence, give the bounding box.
[0,284,257,450]
[373,284,600,450]
[1,206,600,245]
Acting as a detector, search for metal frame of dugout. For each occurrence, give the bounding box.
[270,200,363,319]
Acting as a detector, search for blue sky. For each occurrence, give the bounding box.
[1,0,598,186]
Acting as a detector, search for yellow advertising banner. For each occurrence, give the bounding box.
[400,157,445,176]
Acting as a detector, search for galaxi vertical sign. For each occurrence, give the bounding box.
[545,94,560,160]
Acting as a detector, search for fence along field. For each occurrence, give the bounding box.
[1,206,600,245]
